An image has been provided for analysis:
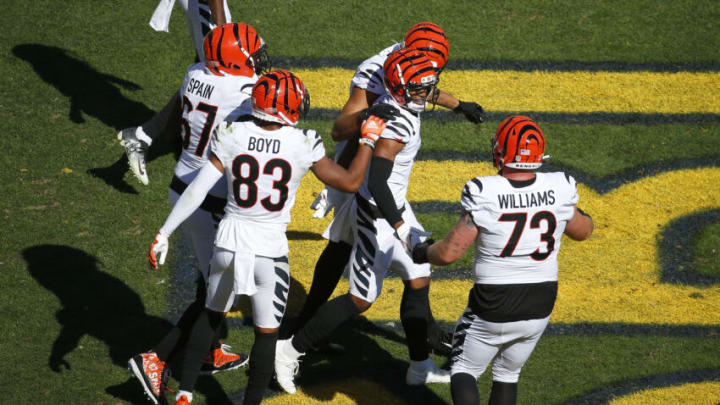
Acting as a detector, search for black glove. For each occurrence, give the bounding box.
[453,101,485,124]
[358,103,401,123]
[411,239,435,264]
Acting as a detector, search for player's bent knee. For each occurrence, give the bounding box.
[349,293,372,312]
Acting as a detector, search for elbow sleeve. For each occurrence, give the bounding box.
[367,156,403,226]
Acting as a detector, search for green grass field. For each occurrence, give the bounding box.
[1,1,719,404]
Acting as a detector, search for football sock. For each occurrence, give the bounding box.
[141,90,181,143]
[294,241,352,332]
[451,373,480,405]
[400,284,430,361]
[293,294,361,353]
[153,298,204,362]
[488,381,518,405]
[178,310,225,392]
[242,330,278,405]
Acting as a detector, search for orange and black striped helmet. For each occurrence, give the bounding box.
[383,48,438,113]
[404,22,450,72]
[492,116,547,170]
[251,70,309,126]
[203,23,270,77]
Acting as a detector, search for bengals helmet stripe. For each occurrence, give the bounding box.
[203,22,269,77]
[251,70,309,126]
[404,22,450,72]
[383,48,438,113]
[492,116,546,170]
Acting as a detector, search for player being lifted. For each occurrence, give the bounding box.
[410,116,594,405]
[127,22,268,405]
[148,70,387,405]
[275,48,452,395]
[296,21,485,355]
[121,0,235,185]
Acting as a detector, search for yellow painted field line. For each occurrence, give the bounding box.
[238,162,720,326]
[295,68,720,114]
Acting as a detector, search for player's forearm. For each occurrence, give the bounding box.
[433,89,460,110]
[159,163,221,236]
[336,137,359,169]
[331,111,363,141]
[341,144,373,192]
[209,0,226,25]
[367,156,403,228]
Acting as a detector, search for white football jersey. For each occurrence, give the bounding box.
[211,120,326,256]
[358,95,422,208]
[350,43,402,96]
[461,172,579,284]
[175,63,256,198]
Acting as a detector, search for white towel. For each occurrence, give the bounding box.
[232,251,258,296]
[149,0,176,32]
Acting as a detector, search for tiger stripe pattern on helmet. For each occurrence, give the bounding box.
[404,22,450,72]
[383,48,438,113]
[492,116,547,170]
[251,70,310,126]
[203,22,269,77]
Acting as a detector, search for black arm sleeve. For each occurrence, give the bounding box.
[367,156,403,226]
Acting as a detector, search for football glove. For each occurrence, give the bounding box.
[311,187,333,218]
[358,103,401,124]
[148,232,169,270]
[359,115,387,149]
[454,101,485,124]
[395,222,432,257]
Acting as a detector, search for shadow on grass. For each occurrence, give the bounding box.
[23,244,231,404]
[12,43,181,194]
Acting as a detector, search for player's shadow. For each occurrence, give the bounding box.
[23,245,230,404]
[12,44,179,194]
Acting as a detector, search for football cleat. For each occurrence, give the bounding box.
[405,358,451,385]
[128,352,170,405]
[274,339,302,394]
[428,328,453,357]
[118,127,149,185]
[199,342,249,375]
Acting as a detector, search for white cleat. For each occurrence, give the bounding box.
[118,127,149,185]
[274,339,301,394]
[406,358,451,385]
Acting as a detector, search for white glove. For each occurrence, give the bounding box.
[148,232,169,270]
[310,188,334,219]
[395,222,431,256]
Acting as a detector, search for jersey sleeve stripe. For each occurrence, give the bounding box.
[471,178,483,193]
[313,137,323,149]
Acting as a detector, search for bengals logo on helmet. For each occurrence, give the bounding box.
[203,23,271,77]
[492,116,547,170]
[383,48,438,113]
[404,22,450,72]
[251,70,310,126]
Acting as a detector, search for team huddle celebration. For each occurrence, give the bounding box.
[116,0,596,404]
[8,1,718,405]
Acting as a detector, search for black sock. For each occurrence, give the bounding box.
[400,285,430,361]
[242,330,278,405]
[294,294,361,353]
[153,299,204,362]
[294,241,352,332]
[451,373,480,405]
[178,310,224,392]
[488,381,517,405]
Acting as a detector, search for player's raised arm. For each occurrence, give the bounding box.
[312,116,386,192]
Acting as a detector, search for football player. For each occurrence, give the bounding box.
[147,70,386,405]
[296,21,481,355]
[127,23,268,405]
[410,116,594,405]
[275,49,451,395]
[123,1,233,186]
